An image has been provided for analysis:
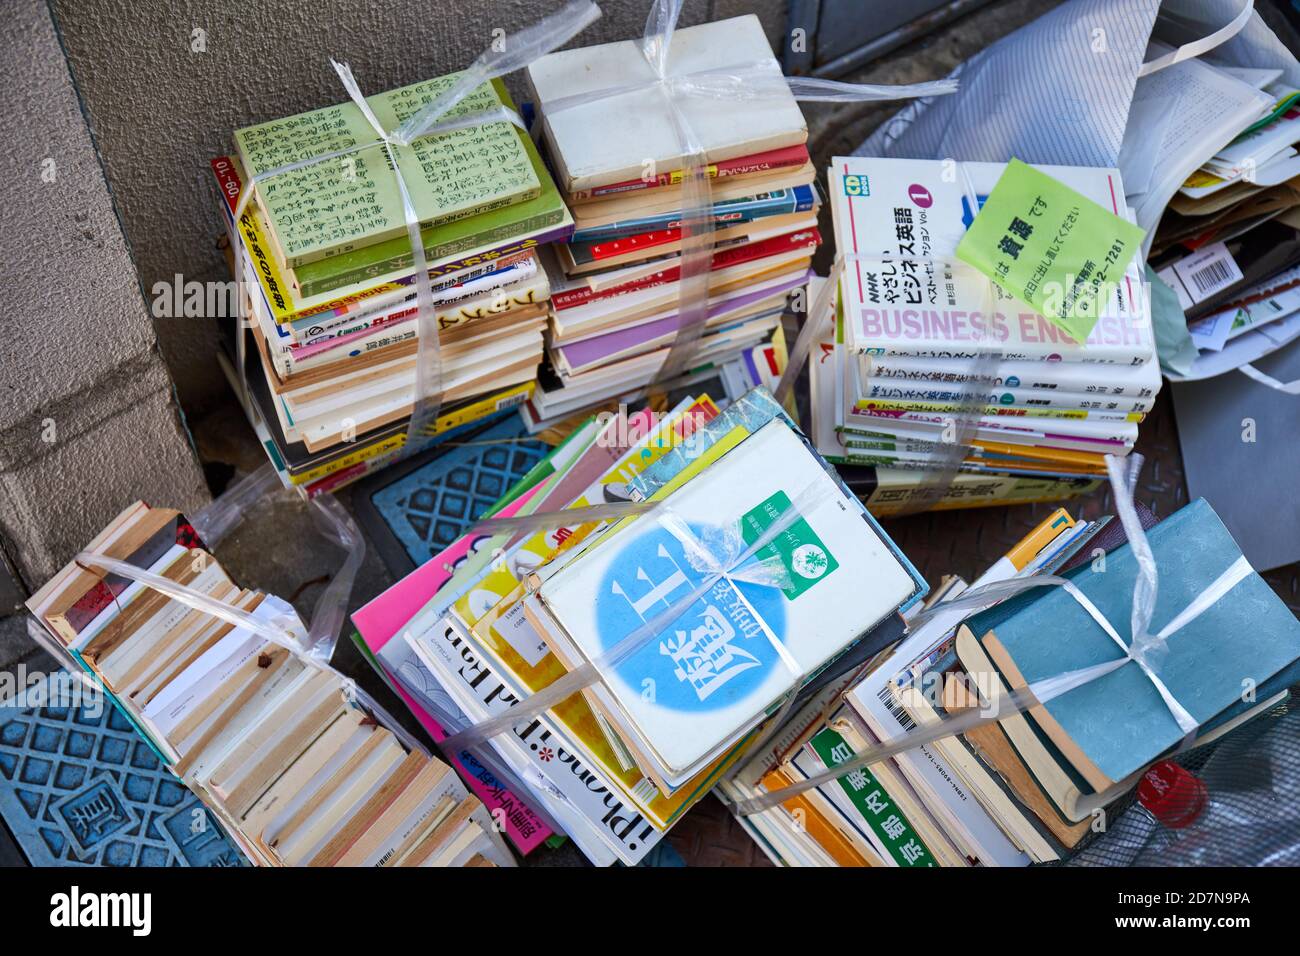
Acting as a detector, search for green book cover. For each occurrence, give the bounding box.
[235,73,541,268]
[290,80,569,299]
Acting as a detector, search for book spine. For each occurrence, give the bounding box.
[570,185,814,244]
[854,339,1149,365]
[849,474,1105,514]
[854,399,1144,424]
[568,145,808,201]
[291,386,531,487]
[551,227,820,310]
[860,380,1154,414]
[281,281,549,375]
[296,210,569,298]
[862,357,1159,399]
[846,407,1136,446]
[289,260,529,346]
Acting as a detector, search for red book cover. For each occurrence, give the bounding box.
[552,227,821,311]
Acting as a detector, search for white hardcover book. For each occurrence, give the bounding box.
[828,157,1154,365]
[536,418,925,777]
[527,15,806,193]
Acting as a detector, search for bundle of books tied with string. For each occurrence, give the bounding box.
[213,64,576,499]
[720,474,1300,866]
[25,501,515,867]
[517,15,822,430]
[808,156,1162,514]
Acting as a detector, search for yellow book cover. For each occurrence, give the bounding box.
[452,399,749,828]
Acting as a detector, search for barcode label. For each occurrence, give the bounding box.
[1167,242,1243,308]
[1189,259,1232,296]
[878,683,917,732]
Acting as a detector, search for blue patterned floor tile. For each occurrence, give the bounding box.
[0,682,247,867]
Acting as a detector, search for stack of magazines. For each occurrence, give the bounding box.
[213,69,574,497]
[518,15,819,431]
[810,156,1162,512]
[1144,65,1300,379]
[720,498,1300,866]
[353,386,927,864]
[25,502,515,867]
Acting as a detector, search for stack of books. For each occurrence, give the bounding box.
[213,70,575,497]
[25,502,515,867]
[722,498,1300,866]
[811,156,1162,513]
[518,15,819,431]
[354,386,926,864]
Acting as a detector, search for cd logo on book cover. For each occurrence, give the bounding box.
[843,174,870,197]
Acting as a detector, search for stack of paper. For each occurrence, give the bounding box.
[810,157,1161,510]
[518,15,818,430]
[354,386,926,864]
[212,70,575,497]
[723,497,1300,866]
[25,502,515,868]
[1138,61,1300,378]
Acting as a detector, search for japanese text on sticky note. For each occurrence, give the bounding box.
[955,158,1145,343]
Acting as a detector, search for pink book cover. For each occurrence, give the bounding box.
[353,485,552,854]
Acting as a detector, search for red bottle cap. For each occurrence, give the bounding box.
[1138,760,1207,829]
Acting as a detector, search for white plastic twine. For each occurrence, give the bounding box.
[536,0,958,407]
[72,544,428,760]
[232,0,602,462]
[733,452,1258,816]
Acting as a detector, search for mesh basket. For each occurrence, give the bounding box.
[1066,688,1300,866]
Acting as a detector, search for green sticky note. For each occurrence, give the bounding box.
[955,158,1146,343]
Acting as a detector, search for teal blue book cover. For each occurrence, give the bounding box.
[971,498,1300,785]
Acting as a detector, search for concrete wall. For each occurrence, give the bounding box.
[47,0,786,416]
[0,0,209,591]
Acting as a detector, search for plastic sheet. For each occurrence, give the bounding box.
[65,463,427,759]
[438,477,836,754]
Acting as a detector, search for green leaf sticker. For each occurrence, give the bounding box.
[739,490,838,600]
[955,158,1146,344]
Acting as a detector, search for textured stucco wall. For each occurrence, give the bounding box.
[0,0,209,590]
[47,0,786,416]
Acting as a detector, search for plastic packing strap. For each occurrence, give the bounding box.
[230,0,602,462]
[537,0,959,408]
[71,549,430,760]
[466,498,660,537]
[1138,0,1255,77]
[188,458,365,665]
[302,492,368,664]
[437,476,836,754]
[775,161,1005,518]
[188,462,282,549]
[731,453,1258,817]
